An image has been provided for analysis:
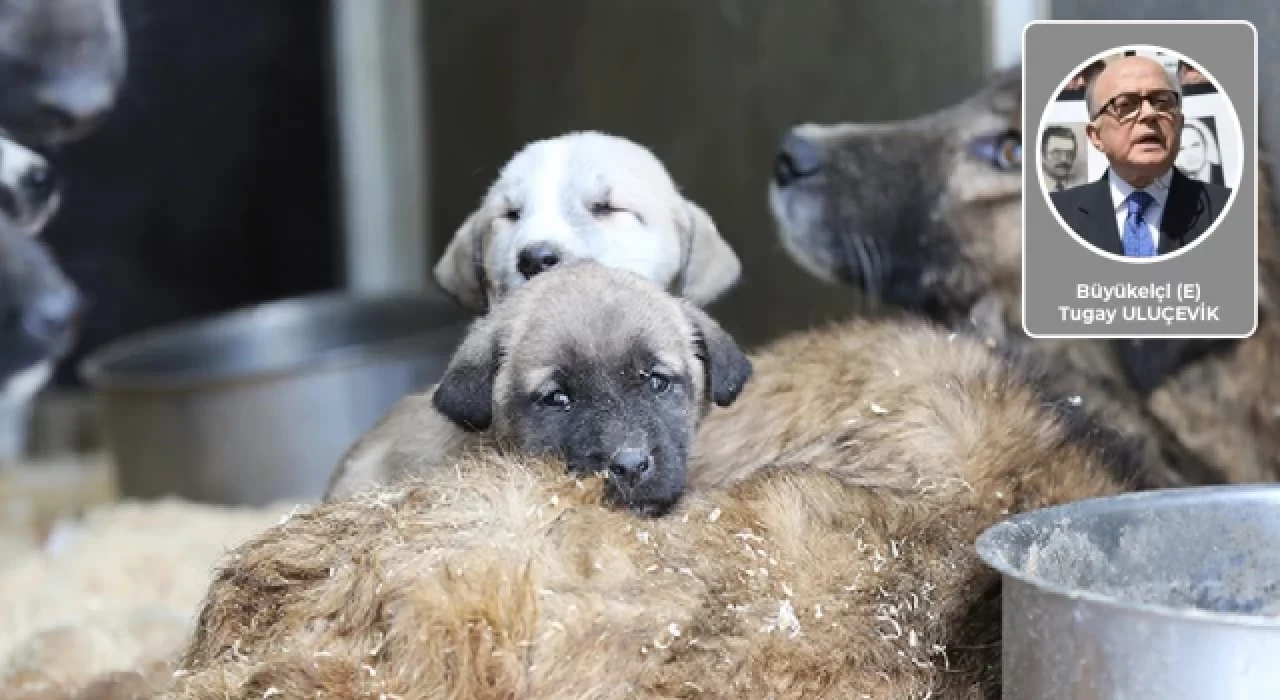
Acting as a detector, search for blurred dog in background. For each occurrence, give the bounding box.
[0,0,127,149]
[0,133,77,401]
[0,0,127,442]
[767,64,1280,487]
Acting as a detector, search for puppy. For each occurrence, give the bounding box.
[433,130,742,313]
[767,64,1280,487]
[0,0,128,148]
[324,260,752,513]
[333,131,744,494]
[0,134,79,401]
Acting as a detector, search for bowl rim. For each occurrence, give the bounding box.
[79,290,473,393]
[975,483,1280,629]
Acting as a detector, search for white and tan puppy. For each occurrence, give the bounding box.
[433,130,742,313]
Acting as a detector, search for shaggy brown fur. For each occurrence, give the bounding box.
[151,318,1145,699]
[768,63,1280,487]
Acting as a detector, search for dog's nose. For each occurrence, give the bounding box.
[35,79,116,142]
[20,164,58,205]
[609,448,653,484]
[21,286,81,345]
[774,131,825,187]
[516,244,562,280]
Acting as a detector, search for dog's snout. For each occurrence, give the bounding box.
[21,285,81,345]
[517,244,562,280]
[774,131,825,187]
[608,447,653,484]
[20,163,58,205]
[35,79,116,143]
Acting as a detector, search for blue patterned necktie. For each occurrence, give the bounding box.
[1122,190,1157,258]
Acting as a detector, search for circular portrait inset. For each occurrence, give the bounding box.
[1039,45,1242,263]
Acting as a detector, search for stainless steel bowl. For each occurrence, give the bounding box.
[80,291,472,506]
[976,485,1280,699]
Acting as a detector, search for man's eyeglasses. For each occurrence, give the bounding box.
[1091,89,1181,121]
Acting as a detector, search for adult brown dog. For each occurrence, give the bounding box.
[152,277,1156,699]
[768,63,1280,487]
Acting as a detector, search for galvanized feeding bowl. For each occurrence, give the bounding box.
[976,485,1280,699]
[80,291,472,507]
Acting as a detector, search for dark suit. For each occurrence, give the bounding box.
[1049,167,1232,256]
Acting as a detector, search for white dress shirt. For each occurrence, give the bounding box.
[1108,167,1173,250]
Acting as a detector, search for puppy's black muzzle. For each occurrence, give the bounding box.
[571,442,686,518]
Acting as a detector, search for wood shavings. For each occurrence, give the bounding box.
[763,599,801,638]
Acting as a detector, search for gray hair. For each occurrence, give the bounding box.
[1084,59,1183,119]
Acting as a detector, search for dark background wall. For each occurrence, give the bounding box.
[425,0,991,349]
[41,0,342,388]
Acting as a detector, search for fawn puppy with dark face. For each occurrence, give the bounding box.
[324,260,751,514]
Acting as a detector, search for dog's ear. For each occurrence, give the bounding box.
[675,200,741,307]
[1111,337,1232,395]
[681,303,752,407]
[433,208,492,314]
[432,317,503,431]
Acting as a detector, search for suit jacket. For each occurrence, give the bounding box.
[1049,167,1233,256]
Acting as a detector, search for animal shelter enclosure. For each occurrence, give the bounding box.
[3,0,1280,698]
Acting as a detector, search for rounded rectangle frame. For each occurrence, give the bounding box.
[1021,20,1259,339]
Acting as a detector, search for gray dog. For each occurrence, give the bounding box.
[0,133,77,398]
[0,0,127,401]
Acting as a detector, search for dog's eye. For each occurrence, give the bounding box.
[504,206,522,222]
[539,389,572,410]
[590,201,622,217]
[646,373,671,394]
[996,130,1023,169]
[969,129,1022,172]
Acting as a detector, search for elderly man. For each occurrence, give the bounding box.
[1049,55,1232,258]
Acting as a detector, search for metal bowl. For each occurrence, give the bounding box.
[80,291,472,506]
[976,485,1280,699]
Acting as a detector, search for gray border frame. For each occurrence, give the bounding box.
[1022,21,1258,339]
